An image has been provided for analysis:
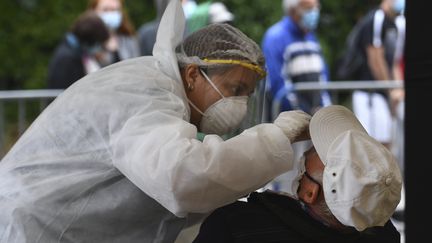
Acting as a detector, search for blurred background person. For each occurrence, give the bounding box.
[261,0,331,124]
[47,10,110,89]
[260,0,331,194]
[88,0,140,66]
[137,0,170,56]
[348,0,405,150]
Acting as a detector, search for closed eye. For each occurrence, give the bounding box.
[232,83,253,97]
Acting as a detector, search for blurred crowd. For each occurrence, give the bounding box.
[46,0,235,90]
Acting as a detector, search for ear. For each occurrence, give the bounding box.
[183,64,200,90]
[298,180,320,204]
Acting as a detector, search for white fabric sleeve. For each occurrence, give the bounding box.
[112,108,293,217]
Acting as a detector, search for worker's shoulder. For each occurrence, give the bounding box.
[100,56,157,74]
[63,56,179,98]
[89,56,175,84]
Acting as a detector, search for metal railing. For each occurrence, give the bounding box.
[293,80,403,104]
[293,80,403,90]
[0,89,64,156]
[0,80,403,157]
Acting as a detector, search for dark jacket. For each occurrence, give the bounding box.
[47,35,85,89]
[193,191,400,243]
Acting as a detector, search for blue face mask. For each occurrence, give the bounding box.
[392,0,405,15]
[300,8,320,31]
[99,10,122,30]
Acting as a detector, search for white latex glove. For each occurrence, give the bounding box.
[273,110,311,143]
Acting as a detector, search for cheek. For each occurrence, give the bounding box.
[202,90,222,110]
[190,85,220,112]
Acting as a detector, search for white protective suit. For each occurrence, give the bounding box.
[0,1,295,242]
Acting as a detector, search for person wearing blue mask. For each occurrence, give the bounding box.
[261,0,331,193]
[47,10,110,89]
[88,0,140,66]
[261,0,331,121]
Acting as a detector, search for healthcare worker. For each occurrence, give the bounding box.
[0,0,311,242]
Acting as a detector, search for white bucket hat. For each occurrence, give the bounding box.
[309,105,402,231]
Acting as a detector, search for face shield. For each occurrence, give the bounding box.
[202,64,266,136]
[175,23,267,137]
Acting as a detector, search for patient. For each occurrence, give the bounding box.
[193,105,402,243]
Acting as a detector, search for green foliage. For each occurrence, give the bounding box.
[220,0,283,43]
[0,0,380,90]
[125,0,156,31]
[0,0,85,89]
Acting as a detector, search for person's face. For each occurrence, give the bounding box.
[94,0,122,13]
[293,0,319,22]
[390,0,405,15]
[182,65,259,127]
[297,147,349,230]
[297,147,324,204]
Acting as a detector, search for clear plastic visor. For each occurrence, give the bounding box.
[198,64,267,136]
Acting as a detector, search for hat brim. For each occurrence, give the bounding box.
[309,105,367,165]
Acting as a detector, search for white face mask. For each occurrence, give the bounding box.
[188,69,249,136]
[99,10,122,30]
[281,154,306,199]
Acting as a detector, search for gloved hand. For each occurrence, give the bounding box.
[273,110,311,143]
